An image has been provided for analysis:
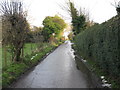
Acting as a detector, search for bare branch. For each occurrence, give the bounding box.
[1,0,29,61]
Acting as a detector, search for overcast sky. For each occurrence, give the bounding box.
[23,0,119,27]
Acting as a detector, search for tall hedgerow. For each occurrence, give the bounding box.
[74,15,120,80]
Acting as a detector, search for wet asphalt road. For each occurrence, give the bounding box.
[12,41,89,88]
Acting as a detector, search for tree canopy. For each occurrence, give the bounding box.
[62,0,92,35]
[42,15,66,41]
[68,0,86,35]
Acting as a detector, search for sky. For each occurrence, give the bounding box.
[23,0,119,27]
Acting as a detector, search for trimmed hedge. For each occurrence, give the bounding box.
[74,15,120,80]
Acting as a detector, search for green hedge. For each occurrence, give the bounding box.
[74,15,120,80]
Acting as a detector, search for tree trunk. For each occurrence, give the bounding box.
[31,43,33,54]
[13,48,21,62]
[4,46,7,67]
[21,47,24,61]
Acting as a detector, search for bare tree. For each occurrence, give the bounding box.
[0,0,29,61]
[60,0,92,34]
[116,1,120,15]
[111,1,120,15]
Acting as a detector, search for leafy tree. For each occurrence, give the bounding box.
[42,15,66,41]
[62,0,91,35]
[72,15,86,34]
[31,26,44,43]
[66,0,86,35]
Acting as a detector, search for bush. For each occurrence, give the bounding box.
[74,15,120,86]
[2,63,28,87]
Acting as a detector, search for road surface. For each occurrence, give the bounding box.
[11,41,92,88]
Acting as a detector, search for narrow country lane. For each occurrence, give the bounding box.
[11,41,92,88]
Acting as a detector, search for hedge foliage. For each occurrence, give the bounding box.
[74,15,120,79]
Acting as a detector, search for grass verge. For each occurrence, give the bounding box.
[2,43,38,68]
[2,43,57,88]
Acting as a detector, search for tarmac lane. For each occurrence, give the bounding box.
[11,41,92,88]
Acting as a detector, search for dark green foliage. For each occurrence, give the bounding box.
[72,15,86,34]
[116,7,120,15]
[69,1,78,19]
[25,31,33,43]
[2,63,28,87]
[74,15,120,84]
[67,1,86,35]
[26,27,43,43]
